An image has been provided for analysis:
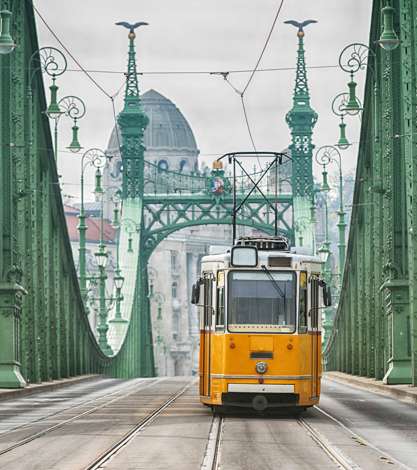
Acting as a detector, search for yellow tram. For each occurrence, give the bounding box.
[192,236,331,412]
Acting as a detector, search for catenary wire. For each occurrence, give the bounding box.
[54,64,340,75]
[32,2,125,155]
[242,0,285,95]
[213,1,286,166]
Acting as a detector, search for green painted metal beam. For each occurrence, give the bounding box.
[325,0,417,386]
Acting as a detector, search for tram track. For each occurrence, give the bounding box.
[313,405,413,470]
[0,378,160,438]
[201,415,224,470]
[0,378,164,457]
[84,382,192,470]
[297,416,360,470]
[201,408,405,470]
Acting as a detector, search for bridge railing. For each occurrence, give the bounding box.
[0,0,151,387]
[324,0,417,386]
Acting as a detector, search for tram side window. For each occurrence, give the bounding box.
[216,287,225,329]
[299,271,308,333]
[216,271,225,329]
[203,275,213,328]
[198,280,205,330]
[311,276,319,330]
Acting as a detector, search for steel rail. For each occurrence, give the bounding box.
[298,416,359,469]
[200,415,224,470]
[314,405,413,470]
[0,378,158,438]
[0,378,163,456]
[85,382,192,470]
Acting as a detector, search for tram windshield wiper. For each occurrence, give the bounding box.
[261,265,286,300]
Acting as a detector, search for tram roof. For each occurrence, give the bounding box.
[202,248,321,266]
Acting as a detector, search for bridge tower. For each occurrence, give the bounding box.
[285,20,318,252]
[116,23,154,376]
[117,24,149,199]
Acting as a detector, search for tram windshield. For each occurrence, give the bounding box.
[228,271,296,332]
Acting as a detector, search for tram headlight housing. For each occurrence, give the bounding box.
[256,361,268,374]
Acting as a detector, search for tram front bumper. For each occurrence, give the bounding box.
[221,383,299,409]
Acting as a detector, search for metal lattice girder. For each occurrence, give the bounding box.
[0,0,156,387]
[325,0,417,386]
[142,193,294,259]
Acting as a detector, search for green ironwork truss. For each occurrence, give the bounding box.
[325,0,417,386]
[142,194,293,260]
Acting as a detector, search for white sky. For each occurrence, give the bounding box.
[35,0,372,201]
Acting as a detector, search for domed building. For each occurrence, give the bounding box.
[104,89,199,191]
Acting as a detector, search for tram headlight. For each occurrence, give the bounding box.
[255,361,268,374]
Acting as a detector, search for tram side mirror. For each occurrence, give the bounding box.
[191,282,200,305]
[322,282,332,307]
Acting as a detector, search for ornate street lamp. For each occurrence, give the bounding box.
[377,1,400,51]
[27,47,67,157]
[118,218,140,253]
[294,216,311,247]
[50,95,86,164]
[313,151,332,281]
[331,93,354,150]
[77,148,110,306]
[108,188,126,323]
[0,10,15,55]
[315,146,346,285]
[95,246,108,269]
[94,240,113,355]
[332,43,375,148]
[338,43,374,113]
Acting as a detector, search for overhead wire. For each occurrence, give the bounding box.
[212,1,285,167]
[40,64,339,76]
[32,2,125,155]
[32,3,113,99]
[242,0,285,95]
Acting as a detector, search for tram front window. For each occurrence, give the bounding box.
[228,271,295,332]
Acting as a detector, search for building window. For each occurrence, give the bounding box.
[179,159,188,172]
[171,251,178,271]
[172,282,178,298]
[158,159,168,172]
[173,311,179,339]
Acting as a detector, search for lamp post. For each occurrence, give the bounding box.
[108,189,126,323]
[48,95,86,164]
[27,47,67,154]
[91,164,117,355]
[316,157,331,263]
[94,239,113,355]
[117,218,140,254]
[331,92,357,150]
[312,158,333,346]
[294,216,311,248]
[377,1,400,51]
[0,10,16,55]
[78,148,109,307]
[334,18,400,138]
[315,146,346,285]
[332,42,378,150]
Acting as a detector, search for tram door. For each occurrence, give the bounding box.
[310,276,320,399]
[200,274,213,397]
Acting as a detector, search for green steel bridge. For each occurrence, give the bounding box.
[0,0,416,392]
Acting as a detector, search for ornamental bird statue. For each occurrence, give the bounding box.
[284,19,317,37]
[115,21,149,39]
